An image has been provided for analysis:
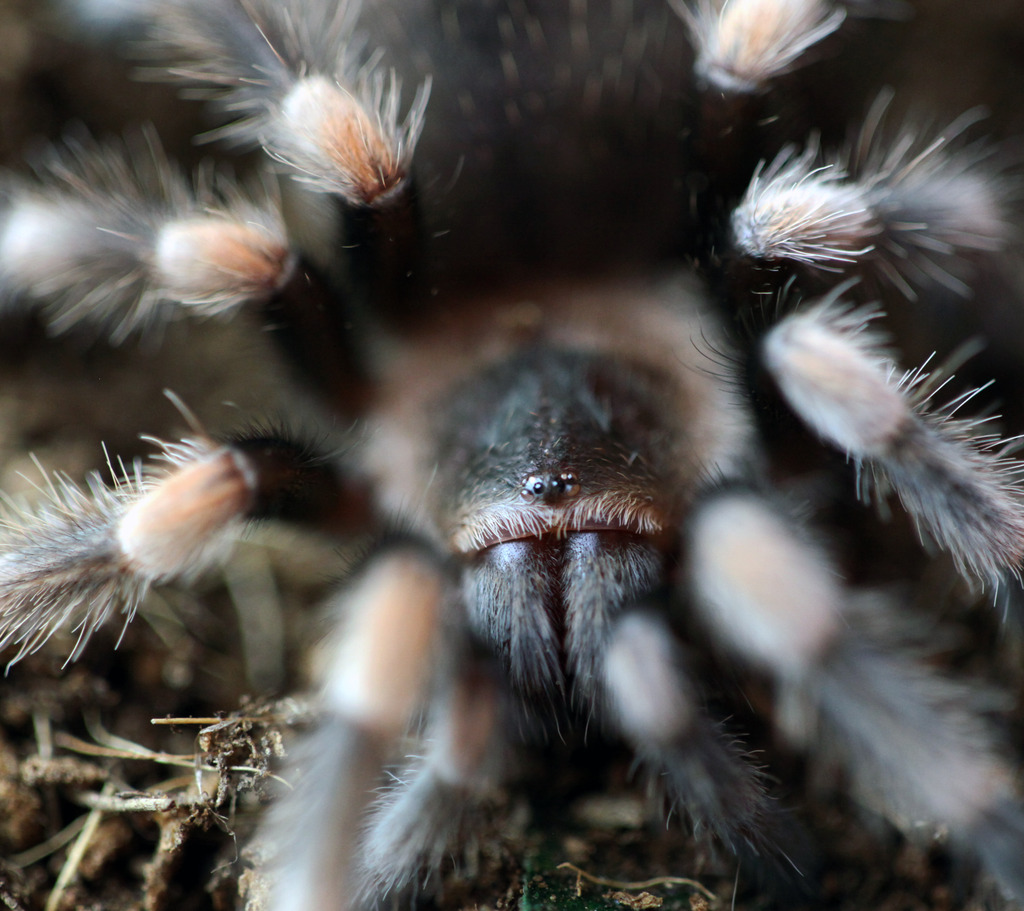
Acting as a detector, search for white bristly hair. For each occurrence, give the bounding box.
[0,130,292,340]
[765,301,1024,584]
[146,0,430,205]
[733,103,1011,293]
[0,437,254,669]
[731,144,878,267]
[675,0,846,93]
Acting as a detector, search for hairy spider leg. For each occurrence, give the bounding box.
[688,487,1024,902]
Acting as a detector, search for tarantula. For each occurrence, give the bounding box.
[2,0,1024,908]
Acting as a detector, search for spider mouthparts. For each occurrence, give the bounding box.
[452,494,667,553]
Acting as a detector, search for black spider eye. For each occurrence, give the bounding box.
[520,472,581,502]
[521,475,545,500]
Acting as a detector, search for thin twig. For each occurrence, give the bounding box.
[150,714,296,726]
[556,863,716,902]
[55,732,203,769]
[72,790,186,814]
[32,710,53,761]
[54,732,292,789]
[45,782,114,911]
[8,813,88,869]
[151,717,231,726]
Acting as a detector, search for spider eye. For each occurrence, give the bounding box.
[520,472,582,502]
[559,472,581,498]
[521,476,545,501]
